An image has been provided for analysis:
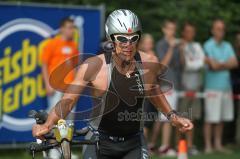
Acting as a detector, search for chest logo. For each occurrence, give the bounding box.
[135,73,144,95]
[62,46,72,54]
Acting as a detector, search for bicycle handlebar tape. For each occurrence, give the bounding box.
[28,142,59,153]
[28,110,37,118]
[28,110,48,124]
[28,142,46,153]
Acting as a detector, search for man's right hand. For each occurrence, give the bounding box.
[32,124,50,140]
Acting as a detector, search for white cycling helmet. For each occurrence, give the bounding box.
[105,9,142,40]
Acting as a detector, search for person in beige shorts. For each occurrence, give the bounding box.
[205,91,234,123]
[203,19,238,153]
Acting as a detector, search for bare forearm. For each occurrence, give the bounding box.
[222,58,238,69]
[207,57,238,71]
[44,107,61,129]
[44,94,78,128]
[148,92,172,114]
[160,47,174,66]
[179,47,185,65]
[42,63,51,87]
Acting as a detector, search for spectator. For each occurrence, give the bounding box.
[203,19,238,154]
[234,32,240,57]
[139,34,159,154]
[155,20,182,156]
[232,32,240,97]
[40,17,79,159]
[138,33,155,56]
[179,22,205,155]
[232,32,240,145]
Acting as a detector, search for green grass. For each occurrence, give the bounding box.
[0,147,240,159]
[151,151,240,159]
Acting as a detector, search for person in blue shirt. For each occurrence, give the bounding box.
[203,19,238,154]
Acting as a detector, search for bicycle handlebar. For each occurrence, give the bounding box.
[29,139,96,152]
[71,140,96,145]
[28,110,99,158]
[29,142,59,153]
[74,127,90,136]
[28,110,48,124]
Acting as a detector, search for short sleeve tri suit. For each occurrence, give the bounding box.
[83,52,149,159]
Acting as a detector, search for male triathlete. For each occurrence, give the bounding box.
[33,9,193,159]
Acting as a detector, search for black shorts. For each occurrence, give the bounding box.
[83,132,149,159]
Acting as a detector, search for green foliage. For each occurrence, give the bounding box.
[4,0,240,43]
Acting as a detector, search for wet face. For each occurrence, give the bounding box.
[60,21,75,40]
[162,22,177,39]
[113,33,139,61]
[212,20,225,41]
[182,25,196,42]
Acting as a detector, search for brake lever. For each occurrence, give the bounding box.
[88,125,99,139]
[88,125,100,151]
[74,127,89,137]
[29,110,50,159]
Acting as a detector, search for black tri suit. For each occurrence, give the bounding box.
[83,52,149,159]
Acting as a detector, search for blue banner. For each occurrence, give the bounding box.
[0,3,102,143]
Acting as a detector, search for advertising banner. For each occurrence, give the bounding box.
[0,2,102,144]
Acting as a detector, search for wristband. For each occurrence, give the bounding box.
[166,110,178,120]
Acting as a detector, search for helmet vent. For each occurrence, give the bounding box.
[117,18,123,27]
[123,22,127,30]
[121,9,127,16]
